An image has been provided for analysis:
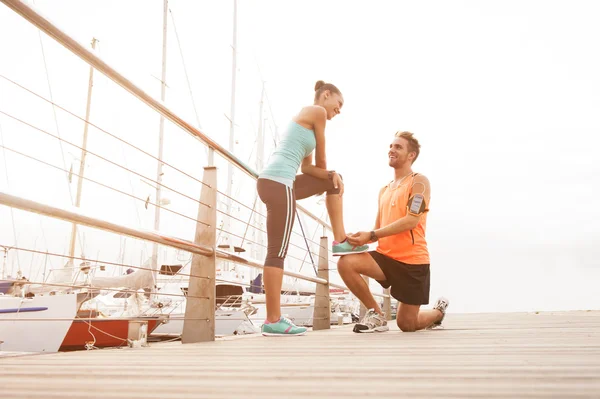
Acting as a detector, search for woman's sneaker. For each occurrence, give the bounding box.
[332,240,370,256]
[428,297,449,329]
[353,309,389,333]
[261,316,307,336]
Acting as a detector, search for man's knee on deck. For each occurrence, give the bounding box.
[396,316,417,332]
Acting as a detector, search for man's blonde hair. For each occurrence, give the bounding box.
[394,131,421,163]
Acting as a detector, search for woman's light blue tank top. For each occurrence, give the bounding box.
[259,121,316,187]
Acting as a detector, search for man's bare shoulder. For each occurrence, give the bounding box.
[411,173,431,196]
[413,173,430,185]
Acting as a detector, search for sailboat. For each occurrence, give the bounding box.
[50,37,166,350]
[0,246,77,353]
[0,289,77,353]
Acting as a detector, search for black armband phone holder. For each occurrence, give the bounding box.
[407,194,428,216]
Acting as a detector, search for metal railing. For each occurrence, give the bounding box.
[0,0,391,345]
[0,0,331,231]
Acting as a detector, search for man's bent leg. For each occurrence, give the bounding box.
[396,302,443,332]
[337,253,386,314]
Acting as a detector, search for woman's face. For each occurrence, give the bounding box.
[322,91,344,120]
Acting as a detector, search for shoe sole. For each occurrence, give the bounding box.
[426,324,444,330]
[354,326,389,333]
[332,248,370,257]
[261,331,307,337]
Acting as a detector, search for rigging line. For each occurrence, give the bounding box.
[168,7,202,130]
[295,211,318,276]
[0,123,21,274]
[0,74,211,189]
[10,279,206,300]
[217,135,258,246]
[0,76,324,248]
[299,209,329,274]
[217,200,265,234]
[118,139,149,261]
[3,245,211,281]
[214,211,319,258]
[216,188,266,219]
[36,25,84,256]
[215,192,323,249]
[216,227,315,267]
[239,195,258,248]
[0,109,212,210]
[0,144,210,228]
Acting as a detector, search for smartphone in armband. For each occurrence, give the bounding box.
[407,194,426,216]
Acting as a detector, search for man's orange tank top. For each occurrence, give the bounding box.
[376,173,430,265]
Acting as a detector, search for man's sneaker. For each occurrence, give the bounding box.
[428,297,449,329]
[332,240,369,256]
[261,316,307,336]
[353,309,389,333]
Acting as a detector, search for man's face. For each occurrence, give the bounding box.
[388,137,412,167]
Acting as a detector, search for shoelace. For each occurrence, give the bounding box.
[436,300,448,313]
[361,311,381,327]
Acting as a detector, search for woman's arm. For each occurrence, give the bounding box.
[297,106,343,194]
[300,153,329,179]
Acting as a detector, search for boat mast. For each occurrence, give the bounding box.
[67,37,98,271]
[152,0,169,274]
[253,82,265,264]
[223,0,238,249]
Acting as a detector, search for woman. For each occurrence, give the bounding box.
[257,80,368,336]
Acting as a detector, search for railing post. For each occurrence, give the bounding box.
[383,288,392,321]
[312,236,330,330]
[359,276,369,320]
[182,166,217,343]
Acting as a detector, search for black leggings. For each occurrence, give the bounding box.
[256,174,340,268]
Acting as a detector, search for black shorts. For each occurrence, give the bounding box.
[369,251,430,305]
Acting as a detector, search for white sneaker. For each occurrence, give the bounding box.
[353,309,389,333]
[428,297,449,329]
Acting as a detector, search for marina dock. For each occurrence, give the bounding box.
[1,311,599,398]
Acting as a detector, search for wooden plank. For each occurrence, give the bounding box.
[1,312,599,398]
[182,166,217,343]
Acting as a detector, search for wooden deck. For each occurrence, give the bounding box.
[1,311,599,398]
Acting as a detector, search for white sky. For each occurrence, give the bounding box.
[1,0,599,313]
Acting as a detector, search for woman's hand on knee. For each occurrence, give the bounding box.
[332,172,344,196]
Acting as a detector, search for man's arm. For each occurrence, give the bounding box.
[347,175,431,245]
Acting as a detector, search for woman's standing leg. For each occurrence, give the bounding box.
[257,179,303,331]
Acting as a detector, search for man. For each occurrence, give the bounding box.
[339,131,448,333]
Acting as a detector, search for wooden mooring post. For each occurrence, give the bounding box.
[312,236,330,330]
[359,276,369,320]
[383,288,392,320]
[182,166,217,343]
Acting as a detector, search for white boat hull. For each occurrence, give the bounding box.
[152,309,257,336]
[0,294,77,353]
